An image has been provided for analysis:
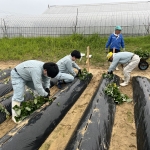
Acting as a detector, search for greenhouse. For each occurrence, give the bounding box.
[0,1,150,38]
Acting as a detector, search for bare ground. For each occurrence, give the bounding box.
[0,61,150,150]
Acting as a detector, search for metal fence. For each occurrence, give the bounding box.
[0,25,150,38]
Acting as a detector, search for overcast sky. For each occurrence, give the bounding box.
[0,0,148,16]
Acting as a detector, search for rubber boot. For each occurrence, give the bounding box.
[120,77,128,86]
[120,82,128,86]
[57,80,66,89]
[12,100,21,124]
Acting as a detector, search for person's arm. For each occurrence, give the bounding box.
[105,34,112,48]
[108,57,120,72]
[72,61,80,70]
[31,70,49,97]
[66,60,76,77]
[42,75,51,89]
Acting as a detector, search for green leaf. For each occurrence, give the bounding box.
[126,99,133,103]
[34,99,37,104]
[78,68,93,80]
[102,73,114,79]
[25,107,31,111]
[15,109,21,116]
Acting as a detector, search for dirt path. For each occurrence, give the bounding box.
[39,68,102,150]
[0,61,150,150]
[109,66,150,150]
[109,85,136,150]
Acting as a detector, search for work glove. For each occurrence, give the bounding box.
[75,69,82,77]
[45,88,50,98]
[122,48,125,51]
[107,71,113,74]
[78,69,82,75]
[105,48,108,53]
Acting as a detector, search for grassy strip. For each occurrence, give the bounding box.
[0,34,150,66]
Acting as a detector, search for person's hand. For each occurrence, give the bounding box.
[107,71,113,74]
[105,48,108,53]
[75,69,82,78]
[45,88,50,98]
[78,69,82,75]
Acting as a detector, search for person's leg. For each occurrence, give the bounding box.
[120,55,140,86]
[11,69,25,123]
[56,72,74,89]
[26,81,39,97]
[56,72,74,83]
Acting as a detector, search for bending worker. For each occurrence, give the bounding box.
[107,52,140,86]
[56,50,81,89]
[105,25,125,70]
[11,60,59,123]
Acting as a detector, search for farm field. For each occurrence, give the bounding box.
[0,61,150,150]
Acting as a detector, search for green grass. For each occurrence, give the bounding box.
[0,34,150,66]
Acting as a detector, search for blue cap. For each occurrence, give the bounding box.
[115,26,122,30]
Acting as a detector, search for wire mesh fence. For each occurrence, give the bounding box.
[0,1,150,38]
[0,25,150,38]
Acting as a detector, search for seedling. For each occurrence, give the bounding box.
[13,96,55,122]
[102,73,114,79]
[0,103,10,118]
[134,49,149,60]
[104,83,132,104]
[78,68,93,80]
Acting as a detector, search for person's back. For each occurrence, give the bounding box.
[113,52,133,64]
[15,60,44,81]
[56,55,71,73]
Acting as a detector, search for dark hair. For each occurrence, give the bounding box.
[43,62,59,78]
[71,50,81,59]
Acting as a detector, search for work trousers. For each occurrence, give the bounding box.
[56,72,74,83]
[123,54,140,83]
[11,69,36,102]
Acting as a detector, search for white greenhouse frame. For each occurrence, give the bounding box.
[0,1,150,38]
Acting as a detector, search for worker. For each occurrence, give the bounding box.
[56,50,81,89]
[105,25,125,70]
[107,52,140,86]
[11,60,59,123]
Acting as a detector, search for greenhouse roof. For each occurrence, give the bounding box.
[0,1,150,37]
[43,1,150,14]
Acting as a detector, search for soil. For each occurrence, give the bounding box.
[0,61,150,150]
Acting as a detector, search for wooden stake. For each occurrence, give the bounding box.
[86,46,90,72]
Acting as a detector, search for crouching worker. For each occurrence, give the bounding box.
[56,50,81,89]
[11,60,59,123]
[107,52,140,86]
